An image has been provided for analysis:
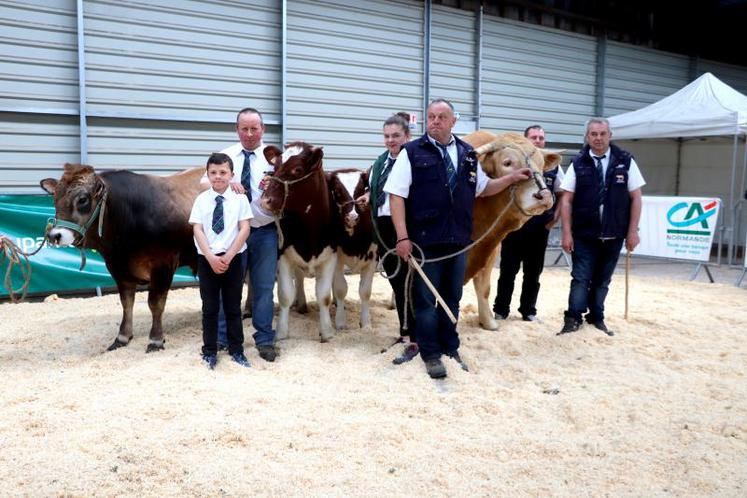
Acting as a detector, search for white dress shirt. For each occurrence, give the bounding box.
[189,187,252,256]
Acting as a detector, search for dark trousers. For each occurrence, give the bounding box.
[493,220,550,318]
[565,236,624,322]
[412,245,466,362]
[198,254,245,356]
[375,216,415,340]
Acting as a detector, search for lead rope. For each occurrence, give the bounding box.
[0,234,47,303]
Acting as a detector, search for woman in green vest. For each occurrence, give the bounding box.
[363,112,418,364]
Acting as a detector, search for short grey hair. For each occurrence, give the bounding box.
[585,117,610,135]
[428,98,455,113]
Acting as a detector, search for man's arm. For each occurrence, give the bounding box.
[478,168,533,197]
[626,188,642,251]
[546,191,563,230]
[560,191,574,252]
[389,194,411,260]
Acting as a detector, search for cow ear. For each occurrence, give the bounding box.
[541,150,563,172]
[263,146,282,170]
[360,169,370,190]
[310,147,324,170]
[40,178,57,195]
[94,175,106,198]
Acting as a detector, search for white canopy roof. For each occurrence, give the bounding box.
[608,72,747,139]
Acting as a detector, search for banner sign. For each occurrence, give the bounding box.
[634,196,720,262]
[0,195,196,297]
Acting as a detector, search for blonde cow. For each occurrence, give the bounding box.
[463,131,562,330]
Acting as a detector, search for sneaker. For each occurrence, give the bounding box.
[425,358,447,379]
[202,353,217,370]
[447,350,469,372]
[522,314,537,322]
[590,319,614,336]
[257,345,277,363]
[494,312,507,320]
[230,352,251,367]
[557,316,581,336]
[392,344,419,365]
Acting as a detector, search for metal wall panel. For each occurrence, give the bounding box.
[698,59,747,95]
[82,0,281,123]
[480,16,597,145]
[603,42,690,118]
[286,0,423,169]
[0,0,79,114]
[431,5,476,123]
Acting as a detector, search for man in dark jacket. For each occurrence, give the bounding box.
[558,117,644,336]
[385,99,532,379]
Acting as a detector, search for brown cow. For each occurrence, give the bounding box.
[463,131,562,330]
[40,164,206,352]
[260,142,355,342]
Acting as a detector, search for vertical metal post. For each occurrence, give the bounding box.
[728,132,739,265]
[76,0,88,163]
[423,0,431,128]
[281,0,287,147]
[595,35,607,117]
[474,2,483,130]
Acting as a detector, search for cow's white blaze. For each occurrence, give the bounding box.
[281,145,303,161]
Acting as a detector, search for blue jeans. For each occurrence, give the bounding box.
[412,246,466,362]
[566,236,624,322]
[218,225,278,347]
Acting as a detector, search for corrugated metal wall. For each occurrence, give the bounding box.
[480,16,597,144]
[2,0,747,194]
[603,42,690,117]
[286,0,423,169]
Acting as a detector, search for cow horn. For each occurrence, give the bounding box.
[474,141,498,156]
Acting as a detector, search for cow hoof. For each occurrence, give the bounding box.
[319,334,333,343]
[106,338,130,351]
[146,343,165,353]
[296,305,308,315]
[480,318,498,331]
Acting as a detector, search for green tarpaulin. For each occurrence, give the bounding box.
[0,195,197,298]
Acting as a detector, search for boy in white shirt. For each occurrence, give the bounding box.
[189,153,252,369]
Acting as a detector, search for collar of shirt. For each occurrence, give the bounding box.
[588,148,610,163]
[427,133,455,150]
[209,187,236,200]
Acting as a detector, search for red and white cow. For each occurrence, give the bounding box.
[327,169,377,330]
[260,142,356,342]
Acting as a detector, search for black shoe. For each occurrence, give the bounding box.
[494,312,507,320]
[447,350,469,372]
[257,345,277,362]
[230,352,251,368]
[522,314,537,322]
[425,358,447,379]
[590,319,614,336]
[202,353,217,370]
[557,317,581,335]
[217,343,228,352]
[393,344,419,365]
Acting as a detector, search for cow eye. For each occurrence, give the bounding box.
[76,195,91,212]
[293,167,304,176]
[502,158,513,167]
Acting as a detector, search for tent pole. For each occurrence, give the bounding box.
[728,133,738,265]
[675,138,682,195]
[739,135,747,266]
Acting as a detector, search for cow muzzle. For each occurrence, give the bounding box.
[46,226,76,247]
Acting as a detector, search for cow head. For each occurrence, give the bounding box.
[467,131,561,216]
[327,169,368,235]
[260,142,324,216]
[40,163,107,247]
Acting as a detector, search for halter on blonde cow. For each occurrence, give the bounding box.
[462,130,562,330]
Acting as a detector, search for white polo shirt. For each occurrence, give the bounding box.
[189,187,252,256]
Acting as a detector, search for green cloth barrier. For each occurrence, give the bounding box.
[0,195,197,297]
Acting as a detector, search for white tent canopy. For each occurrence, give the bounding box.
[609,72,747,139]
[608,72,747,266]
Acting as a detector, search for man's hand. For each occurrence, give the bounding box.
[561,232,574,252]
[511,168,533,183]
[231,183,246,194]
[355,192,370,209]
[395,239,412,261]
[626,230,640,252]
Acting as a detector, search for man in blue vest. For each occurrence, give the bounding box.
[493,125,565,322]
[558,117,645,336]
[385,99,533,379]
